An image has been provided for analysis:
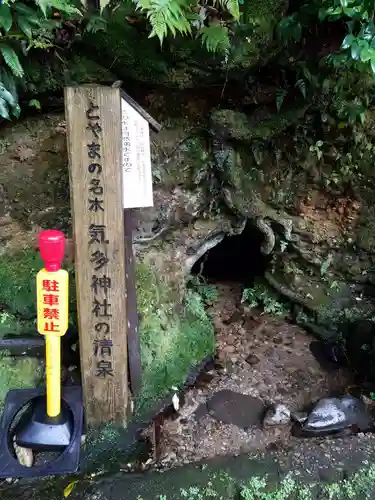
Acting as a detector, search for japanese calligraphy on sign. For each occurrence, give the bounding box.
[36,274,68,336]
[121,98,153,209]
[65,85,128,426]
[85,101,115,380]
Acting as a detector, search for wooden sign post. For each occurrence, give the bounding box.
[65,86,128,426]
[65,85,161,427]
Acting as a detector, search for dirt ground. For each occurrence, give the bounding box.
[153,283,353,468]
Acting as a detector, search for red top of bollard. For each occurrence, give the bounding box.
[39,230,65,272]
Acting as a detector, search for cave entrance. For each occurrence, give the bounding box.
[191,221,271,285]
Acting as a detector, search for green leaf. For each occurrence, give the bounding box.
[276,89,287,112]
[0,97,10,120]
[351,41,360,59]
[0,45,24,77]
[295,78,306,98]
[362,21,375,40]
[13,3,41,25]
[360,46,372,61]
[198,24,230,53]
[342,33,355,49]
[12,103,21,118]
[63,481,78,498]
[0,84,16,108]
[219,0,239,20]
[139,0,191,44]
[29,99,41,110]
[85,15,107,33]
[318,7,329,21]
[0,3,13,32]
[16,15,33,38]
[340,0,348,6]
[35,0,82,17]
[0,67,18,101]
[371,55,375,72]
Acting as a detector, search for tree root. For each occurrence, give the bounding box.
[264,271,316,311]
[255,218,275,255]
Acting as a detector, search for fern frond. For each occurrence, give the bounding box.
[295,78,306,98]
[199,24,230,53]
[136,0,191,43]
[276,89,287,112]
[0,45,24,78]
[214,0,239,20]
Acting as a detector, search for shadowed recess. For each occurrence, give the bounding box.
[191,221,271,284]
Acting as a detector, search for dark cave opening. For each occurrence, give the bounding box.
[191,221,271,285]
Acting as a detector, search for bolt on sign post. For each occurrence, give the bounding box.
[37,230,69,419]
[64,86,129,427]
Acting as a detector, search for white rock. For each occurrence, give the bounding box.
[263,404,291,428]
[13,441,33,467]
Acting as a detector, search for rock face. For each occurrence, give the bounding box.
[2,74,375,405]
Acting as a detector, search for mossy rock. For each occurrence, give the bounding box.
[135,260,214,411]
[210,106,309,143]
[0,351,43,411]
[227,0,289,73]
[22,53,116,97]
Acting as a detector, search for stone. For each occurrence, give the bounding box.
[246,354,261,366]
[206,390,266,429]
[294,396,375,437]
[263,404,291,429]
[13,438,33,467]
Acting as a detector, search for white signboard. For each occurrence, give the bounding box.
[121,98,154,208]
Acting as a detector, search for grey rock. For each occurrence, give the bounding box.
[246,354,261,366]
[206,390,265,429]
[297,396,375,437]
[263,404,291,428]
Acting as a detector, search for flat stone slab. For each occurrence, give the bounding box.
[206,390,266,429]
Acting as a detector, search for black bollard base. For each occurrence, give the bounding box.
[15,397,73,452]
[0,386,83,478]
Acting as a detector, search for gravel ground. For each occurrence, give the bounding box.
[150,282,357,468]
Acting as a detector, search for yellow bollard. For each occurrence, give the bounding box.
[36,230,69,420]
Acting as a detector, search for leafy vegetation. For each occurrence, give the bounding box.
[133,261,215,411]
[0,0,82,119]
[125,466,375,499]
[242,281,289,317]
